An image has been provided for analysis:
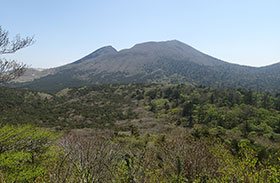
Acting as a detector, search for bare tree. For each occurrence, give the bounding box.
[0,26,34,83]
[49,132,120,183]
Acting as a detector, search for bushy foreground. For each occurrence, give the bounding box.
[0,125,280,183]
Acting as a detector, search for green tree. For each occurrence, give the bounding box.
[0,124,59,182]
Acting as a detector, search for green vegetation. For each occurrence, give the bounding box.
[141,85,280,146]
[2,84,280,145]
[1,84,280,182]
[0,85,137,129]
[0,125,59,182]
[0,124,280,182]
[139,85,280,167]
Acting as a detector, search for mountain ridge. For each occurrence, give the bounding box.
[11,40,280,93]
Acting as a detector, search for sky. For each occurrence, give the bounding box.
[1,0,280,68]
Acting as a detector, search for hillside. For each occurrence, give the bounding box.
[11,40,280,92]
[1,84,280,145]
[2,84,280,181]
[0,84,173,133]
[12,68,55,83]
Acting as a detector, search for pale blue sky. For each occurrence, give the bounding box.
[2,0,280,68]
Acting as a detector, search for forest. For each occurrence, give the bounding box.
[1,84,280,182]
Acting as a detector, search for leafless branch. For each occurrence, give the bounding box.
[0,26,34,55]
[0,26,34,83]
[0,58,26,83]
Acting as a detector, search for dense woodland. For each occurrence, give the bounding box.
[1,84,280,182]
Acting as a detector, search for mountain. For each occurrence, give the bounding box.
[11,40,280,93]
[12,68,55,83]
[71,45,118,65]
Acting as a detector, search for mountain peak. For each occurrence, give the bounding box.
[165,39,185,44]
[94,45,117,53]
[130,40,194,52]
[14,40,280,93]
[132,40,183,47]
[72,45,117,65]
